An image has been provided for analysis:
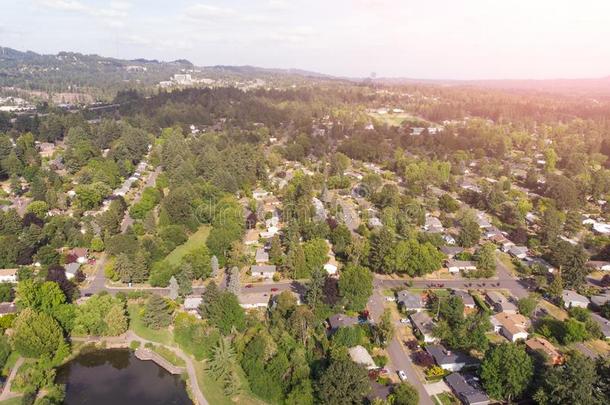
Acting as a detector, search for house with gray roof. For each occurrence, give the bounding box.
[255,247,269,264]
[485,291,517,313]
[250,264,276,280]
[328,314,359,332]
[410,311,437,343]
[591,291,610,308]
[396,290,424,312]
[445,373,490,405]
[425,344,478,371]
[64,262,80,280]
[562,290,590,309]
[453,290,475,308]
[590,313,610,339]
[441,246,464,258]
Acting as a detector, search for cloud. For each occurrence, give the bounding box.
[184,3,236,19]
[34,0,131,20]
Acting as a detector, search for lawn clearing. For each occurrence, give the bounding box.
[538,299,568,321]
[128,304,174,345]
[165,225,210,266]
[0,397,23,405]
[194,362,266,405]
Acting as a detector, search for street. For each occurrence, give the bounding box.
[368,291,435,405]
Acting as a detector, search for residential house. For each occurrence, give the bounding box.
[446,260,477,274]
[441,246,464,258]
[493,312,529,342]
[68,247,89,264]
[250,265,276,280]
[239,293,271,309]
[445,373,490,405]
[453,290,475,309]
[328,314,359,332]
[425,344,477,371]
[396,290,425,312]
[443,234,456,245]
[183,297,203,315]
[587,261,610,272]
[525,337,563,365]
[424,215,444,233]
[590,313,610,339]
[474,212,492,229]
[0,302,17,317]
[244,229,260,245]
[255,248,269,264]
[312,197,327,221]
[64,262,80,280]
[591,291,610,308]
[348,345,377,370]
[508,246,528,259]
[0,268,18,283]
[485,291,517,313]
[562,290,590,309]
[523,257,556,273]
[410,311,437,343]
[252,188,270,200]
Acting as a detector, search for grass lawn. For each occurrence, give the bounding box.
[194,362,266,405]
[0,397,23,405]
[128,304,174,345]
[583,339,610,356]
[435,392,460,405]
[151,345,186,367]
[165,225,210,266]
[538,300,568,321]
[1,352,20,377]
[496,252,517,276]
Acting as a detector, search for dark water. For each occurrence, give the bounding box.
[56,349,192,405]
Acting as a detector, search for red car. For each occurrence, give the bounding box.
[245,284,253,288]
[270,288,279,292]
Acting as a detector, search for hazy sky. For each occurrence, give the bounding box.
[2,0,610,79]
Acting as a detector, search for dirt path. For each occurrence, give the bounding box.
[0,357,24,401]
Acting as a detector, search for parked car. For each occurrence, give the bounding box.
[245,284,253,288]
[270,288,278,292]
[385,296,396,302]
[398,370,408,381]
[400,318,410,324]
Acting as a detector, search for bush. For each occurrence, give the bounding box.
[130,341,141,350]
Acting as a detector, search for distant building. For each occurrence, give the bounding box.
[64,262,80,280]
[0,302,17,317]
[255,248,269,264]
[508,246,528,259]
[587,261,610,272]
[440,246,464,258]
[590,313,610,339]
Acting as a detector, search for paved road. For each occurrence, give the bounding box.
[121,167,161,232]
[368,292,435,405]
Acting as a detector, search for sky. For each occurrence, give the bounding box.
[1,0,610,80]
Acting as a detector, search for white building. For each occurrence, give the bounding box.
[0,269,17,283]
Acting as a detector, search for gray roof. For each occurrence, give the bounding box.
[441,246,464,256]
[590,313,610,338]
[396,290,424,310]
[509,246,528,256]
[426,344,477,367]
[562,290,590,305]
[328,314,359,330]
[453,290,475,307]
[590,291,610,308]
[64,262,80,275]
[251,264,276,274]
[255,248,269,263]
[0,302,16,315]
[445,373,490,405]
[410,311,435,336]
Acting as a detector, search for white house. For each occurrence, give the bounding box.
[446,260,477,274]
[493,312,530,342]
[348,345,377,370]
[251,264,276,280]
[0,269,17,283]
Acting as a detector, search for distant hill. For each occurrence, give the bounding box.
[374,75,610,98]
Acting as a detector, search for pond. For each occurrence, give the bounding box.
[56,348,192,405]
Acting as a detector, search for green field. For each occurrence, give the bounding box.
[194,362,266,405]
[165,225,210,266]
[0,397,22,405]
[128,304,174,345]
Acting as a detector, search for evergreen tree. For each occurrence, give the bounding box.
[142,295,173,329]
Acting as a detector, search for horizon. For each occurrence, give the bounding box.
[1,1,610,80]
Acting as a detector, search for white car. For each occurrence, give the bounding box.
[399,318,410,324]
[385,296,396,302]
[398,370,408,381]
